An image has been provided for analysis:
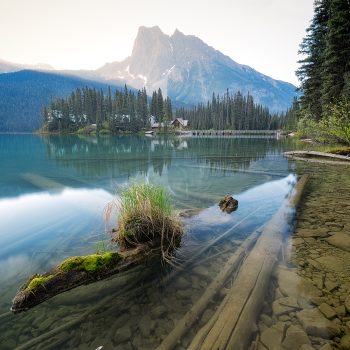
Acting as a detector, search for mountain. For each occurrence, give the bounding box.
[0,70,124,132]
[0,58,54,74]
[0,26,297,132]
[96,26,297,112]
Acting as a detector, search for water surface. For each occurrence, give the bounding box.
[0,134,304,349]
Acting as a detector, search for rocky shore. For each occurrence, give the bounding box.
[254,166,350,350]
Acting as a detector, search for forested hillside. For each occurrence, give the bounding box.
[0,70,123,132]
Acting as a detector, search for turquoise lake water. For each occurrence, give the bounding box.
[0,134,302,349]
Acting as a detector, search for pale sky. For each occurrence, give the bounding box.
[0,0,314,85]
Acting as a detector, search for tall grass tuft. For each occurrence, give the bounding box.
[106,182,183,262]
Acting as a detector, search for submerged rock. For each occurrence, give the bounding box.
[218,194,238,213]
[315,256,344,273]
[272,296,301,316]
[299,345,315,350]
[324,279,339,292]
[318,344,334,350]
[340,334,350,350]
[318,303,337,320]
[297,228,329,238]
[345,296,350,314]
[114,325,132,343]
[276,266,322,299]
[325,233,350,252]
[260,324,284,350]
[297,308,341,338]
[282,325,311,349]
[272,300,295,316]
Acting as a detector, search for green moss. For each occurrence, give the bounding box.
[25,274,54,291]
[59,252,121,273]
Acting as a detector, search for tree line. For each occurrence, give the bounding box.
[43,86,283,133]
[44,85,159,133]
[175,91,283,130]
[44,85,174,133]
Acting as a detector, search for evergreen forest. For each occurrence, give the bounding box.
[286,0,350,144]
[176,91,283,130]
[43,87,282,133]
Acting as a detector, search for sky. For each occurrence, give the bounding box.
[0,0,314,85]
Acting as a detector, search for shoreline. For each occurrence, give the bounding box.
[254,165,350,350]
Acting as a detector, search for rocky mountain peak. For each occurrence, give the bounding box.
[172,28,185,37]
[132,26,168,55]
[96,26,297,111]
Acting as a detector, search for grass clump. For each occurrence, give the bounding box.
[108,182,183,261]
[59,252,121,273]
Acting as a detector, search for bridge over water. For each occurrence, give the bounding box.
[190,130,282,138]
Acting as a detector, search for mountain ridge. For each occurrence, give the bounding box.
[0,25,297,122]
[95,26,297,112]
[0,58,54,73]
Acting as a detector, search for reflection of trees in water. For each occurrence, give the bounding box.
[42,135,288,178]
[181,137,287,172]
[43,135,175,178]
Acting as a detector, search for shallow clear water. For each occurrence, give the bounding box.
[0,134,307,349]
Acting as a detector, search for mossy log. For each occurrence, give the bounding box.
[11,243,161,313]
[187,174,309,350]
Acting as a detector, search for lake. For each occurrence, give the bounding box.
[1,134,349,349]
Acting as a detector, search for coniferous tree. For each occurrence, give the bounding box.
[321,0,350,105]
[175,90,279,130]
[150,91,158,118]
[43,85,173,133]
[157,88,164,123]
[296,0,350,120]
[296,0,330,119]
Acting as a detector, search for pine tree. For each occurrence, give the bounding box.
[150,91,157,118]
[321,0,350,105]
[296,0,330,119]
[284,97,301,131]
[157,88,164,123]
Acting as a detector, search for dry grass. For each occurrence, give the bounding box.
[105,182,183,263]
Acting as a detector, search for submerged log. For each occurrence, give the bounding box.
[188,174,309,350]
[156,225,263,350]
[11,243,161,313]
[284,151,350,164]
